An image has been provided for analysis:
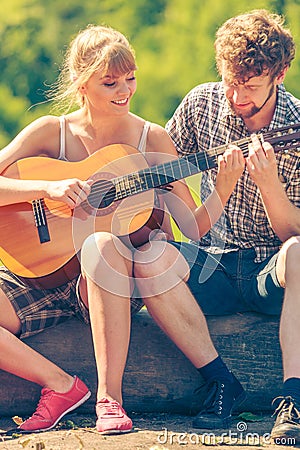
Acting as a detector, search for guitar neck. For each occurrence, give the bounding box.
[113,122,300,200]
[113,140,244,200]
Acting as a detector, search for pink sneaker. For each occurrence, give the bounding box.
[19,376,91,432]
[96,398,132,434]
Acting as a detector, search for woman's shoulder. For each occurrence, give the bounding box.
[1,115,62,162]
[14,115,61,144]
[26,114,61,132]
[144,122,178,159]
[129,114,170,146]
[147,122,171,141]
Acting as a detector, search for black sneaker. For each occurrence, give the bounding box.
[271,396,300,445]
[192,373,246,429]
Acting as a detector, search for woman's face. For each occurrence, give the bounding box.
[81,70,137,115]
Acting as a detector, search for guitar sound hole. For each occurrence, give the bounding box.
[88,180,116,209]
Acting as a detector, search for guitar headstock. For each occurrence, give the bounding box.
[264,123,300,158]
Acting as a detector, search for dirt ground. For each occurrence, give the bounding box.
[0,411,298,450]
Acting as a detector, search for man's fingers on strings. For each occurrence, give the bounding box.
[250,133,267,155]
[262,141,275,159]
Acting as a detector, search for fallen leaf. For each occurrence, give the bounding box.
[12,416,23,425]
[237,412,263,422]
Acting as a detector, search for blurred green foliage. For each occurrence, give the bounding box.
[0,0,300,147]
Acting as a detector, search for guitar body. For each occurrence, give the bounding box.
[0,144,164,288]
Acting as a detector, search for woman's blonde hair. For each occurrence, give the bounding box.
[49,25,137,111]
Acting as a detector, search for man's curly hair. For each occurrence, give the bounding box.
[215,9,295,83]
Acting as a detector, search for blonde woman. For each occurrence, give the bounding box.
[0,25,244,434]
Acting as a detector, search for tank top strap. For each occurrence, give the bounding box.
[137,121,151,154]
[58,116,68,161]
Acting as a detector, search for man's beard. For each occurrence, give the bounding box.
[229,84,275,119]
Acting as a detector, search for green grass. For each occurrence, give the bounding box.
[171,174,201,242]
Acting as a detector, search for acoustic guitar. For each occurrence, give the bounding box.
[0,123,299,288]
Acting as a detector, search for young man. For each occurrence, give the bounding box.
[133,9,300,442]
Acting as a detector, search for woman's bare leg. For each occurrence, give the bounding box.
[80,232,134,404]
[0,288,74,391]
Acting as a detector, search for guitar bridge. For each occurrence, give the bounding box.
[32,199,50,243]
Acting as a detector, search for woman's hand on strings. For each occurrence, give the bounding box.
[45,178,92,209]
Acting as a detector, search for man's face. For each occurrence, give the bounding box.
[222,73,276,119]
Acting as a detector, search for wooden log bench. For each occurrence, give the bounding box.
[0,310,281,417]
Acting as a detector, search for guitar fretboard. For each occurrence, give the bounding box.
[113,137,251,199]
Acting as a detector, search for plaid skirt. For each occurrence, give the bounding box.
[0,266,143,339]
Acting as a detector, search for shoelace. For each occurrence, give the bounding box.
[30,389,53,419]
[202,380,225,414]
[272,396,300,422]
[97,401,122,417]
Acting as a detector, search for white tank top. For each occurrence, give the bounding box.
[58,116,151,161]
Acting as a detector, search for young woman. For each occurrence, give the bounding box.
[0,25,244,434]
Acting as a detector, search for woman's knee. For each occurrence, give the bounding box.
[81,232,131,267]
[81,232,133,287]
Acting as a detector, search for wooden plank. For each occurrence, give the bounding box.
[0,311,281,416]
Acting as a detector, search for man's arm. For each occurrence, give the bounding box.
[247,134,300,241]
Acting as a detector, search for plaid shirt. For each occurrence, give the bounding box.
[166,82,300,262]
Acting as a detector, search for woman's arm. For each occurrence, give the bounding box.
[0,116,90,208]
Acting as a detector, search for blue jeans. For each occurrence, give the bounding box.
[170,242,284,316]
